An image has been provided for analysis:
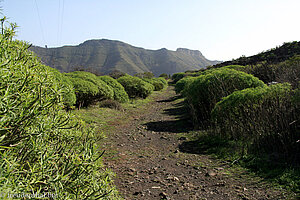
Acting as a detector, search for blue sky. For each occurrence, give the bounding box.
[2,0,300,61]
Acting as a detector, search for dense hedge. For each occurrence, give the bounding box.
[211,83,299,159]
[98,75,129,103]
[117,75,154,98]
[70,77,99,108]
[185,68,265,126]
[175,76,196,95]
[0,19,119,199]
[159,73,168,79]
[171,72,185,83]
[217,65,246,72]
[157,77,168,87]
[245,56,300,88]
[47,67,76,108]
[143,78,167,91]
[174,67,246,95]
[65,71,114,107]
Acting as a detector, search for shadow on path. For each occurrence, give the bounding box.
[144,96,193,133]
[156,95,182,103]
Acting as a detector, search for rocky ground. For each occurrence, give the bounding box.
[102,86,295,200]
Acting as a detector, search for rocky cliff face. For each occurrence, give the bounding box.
[30,39,221,76]
[176,48,203,57]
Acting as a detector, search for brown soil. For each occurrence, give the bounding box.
[102,86,295,200]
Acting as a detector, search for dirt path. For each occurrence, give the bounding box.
[103,86,293,200]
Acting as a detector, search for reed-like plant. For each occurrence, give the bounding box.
[0,17,120,199]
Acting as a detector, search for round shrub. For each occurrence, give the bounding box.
[47,67,76,107]
[143,78,165,91]
[60,75,77,107]
[159,73,168,79]
[185,68,265,126]
[117,75,154,98]
[65,71,114,101]
[98,75,129,103]
[157,77,168,88]
[171,72,185,83]
[70,77,99,108]
[211,83,298,157]
[175,76,196,95]
[220,65,246,71]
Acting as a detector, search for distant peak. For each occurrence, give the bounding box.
[158,48,168,51]
[80,39,126,46]
[176,48,203,57]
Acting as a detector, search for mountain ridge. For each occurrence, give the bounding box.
[30,39,220,76]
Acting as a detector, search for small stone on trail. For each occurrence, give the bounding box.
[151,186,161,189]
[205,170,217,177]
[174,149,179,153]
[160,136,168,140]
[167,176,180,182]
[129,168,136,172]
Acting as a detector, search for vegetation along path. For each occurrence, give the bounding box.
[102,86,294,200]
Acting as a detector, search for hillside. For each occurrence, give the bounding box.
[213,41,300,68]
[30,39,220,76]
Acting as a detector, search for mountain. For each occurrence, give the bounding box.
[30,39,220,76]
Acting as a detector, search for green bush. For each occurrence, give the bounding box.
[134,71,154,79]
[47,67,76,108]
[65,71,114,106]
[98,75,129,103]
[171,72,185,83]
[293,83,300,104]
[143,78,166,91]
[220,65,246,71]
[70,77,100,108]
[60,75,77,107]
[157,77,168,87]
[190,65,245,79]
[159,73,168,79]
[175,76,196,95]
[185,68,265,126]
[117,75,154,98]
[211,83,299,160]
[108,70,126,79]
[245,56,300,88]
[0,19,120,199]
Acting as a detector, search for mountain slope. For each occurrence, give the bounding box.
[213,41,300,68]
[30,39,220,76]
